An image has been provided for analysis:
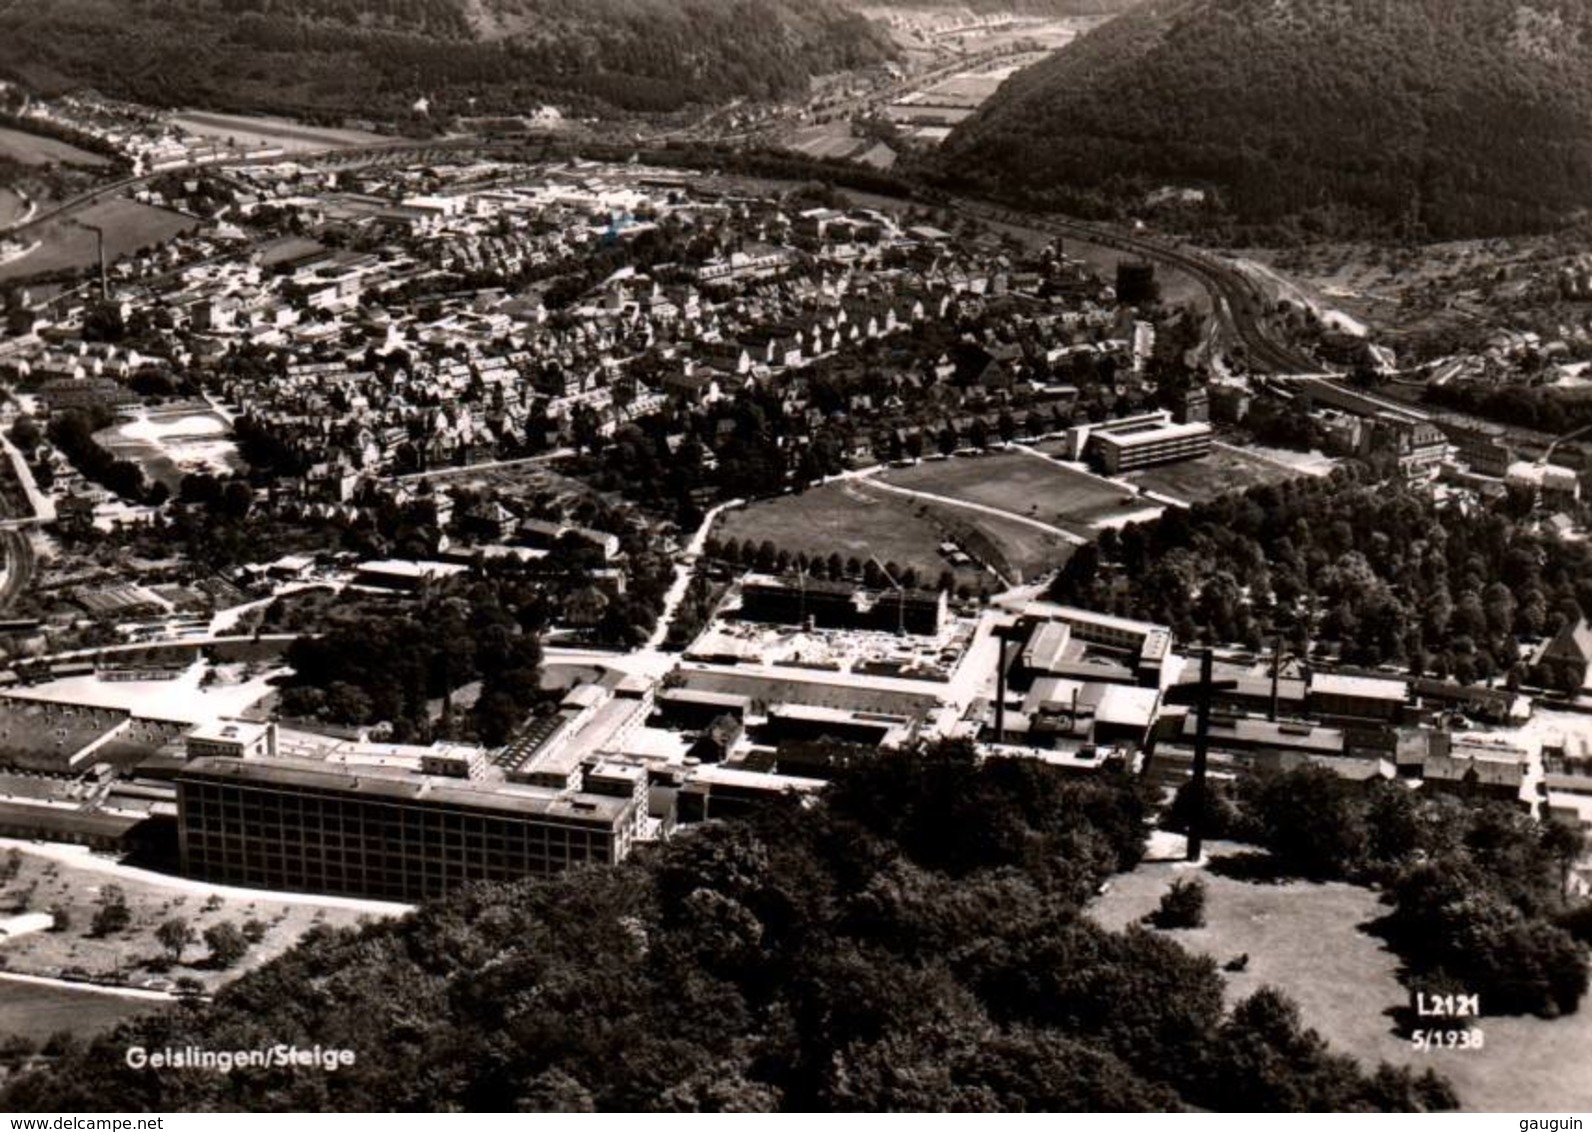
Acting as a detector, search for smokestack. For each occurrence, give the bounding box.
[994,636,1008,744]
[1270,634,1282,722]
[92,227,107,301]
[1187,649,1214,864]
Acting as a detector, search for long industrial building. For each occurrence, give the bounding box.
[176,755,638,903]
[736,574,948,636]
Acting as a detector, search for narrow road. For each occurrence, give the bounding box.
[391,448,575,482]
[0,968,179,1003]
[644,496,745,652]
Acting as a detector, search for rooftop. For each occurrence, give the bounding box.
[180,755,633,825]
[1310,673,1409,702]
[188,719,270,746]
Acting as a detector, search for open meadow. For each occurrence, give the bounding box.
[169,111,387,154]
[0,979,157,1039]
[0,842,398,1027]
[1123,445,1312,505]
[1093,843,1592,1113]
[714,480,986,586]
[714,470,1080,588]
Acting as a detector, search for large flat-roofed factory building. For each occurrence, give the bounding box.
[177,754,639,903]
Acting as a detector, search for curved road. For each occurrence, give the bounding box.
[0,527,34,612]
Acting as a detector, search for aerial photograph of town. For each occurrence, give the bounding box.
[0,0,1588,1118]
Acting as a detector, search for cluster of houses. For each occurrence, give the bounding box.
[3,160,1182,504]
[10,88,286,173]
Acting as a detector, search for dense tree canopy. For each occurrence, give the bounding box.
[939,0,1592,240]
[2,742,1455,1112]
[0,0,891,119]
[1053,467,1589,683]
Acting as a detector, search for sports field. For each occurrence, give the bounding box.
[907,495,1073,583]
[1123,445,1310,505]
[880,452,1140,533]
[714,480,984,586]
[713,473,1077,587]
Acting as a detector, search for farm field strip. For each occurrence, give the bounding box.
[0,125,109,167]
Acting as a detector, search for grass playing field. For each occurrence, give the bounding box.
[1123,446,1308,505]
[880,452,1140,536]
[714,481,984,586]
[713,473,1078,587]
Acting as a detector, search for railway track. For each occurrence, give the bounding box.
[952,199,1322,375]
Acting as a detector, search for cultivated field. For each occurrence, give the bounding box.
[1093,843,1592,1113]
[170,111,387,154]
[916,71,1006,106]
[884,104,974,125]
[786,123,868,162]
[0,197,196,281]
[0,126,108,167]
[879,452,1140,537]
[0,979,158,1039]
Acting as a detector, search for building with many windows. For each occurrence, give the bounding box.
[1063,411,1213,473]
[176,755,637,903]
[735,574,948,636]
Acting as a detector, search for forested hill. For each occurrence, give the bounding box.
[937,0,1592,240]
[0,0,893,120]
[853,1,1141,13]
[1,743,1455,1112]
